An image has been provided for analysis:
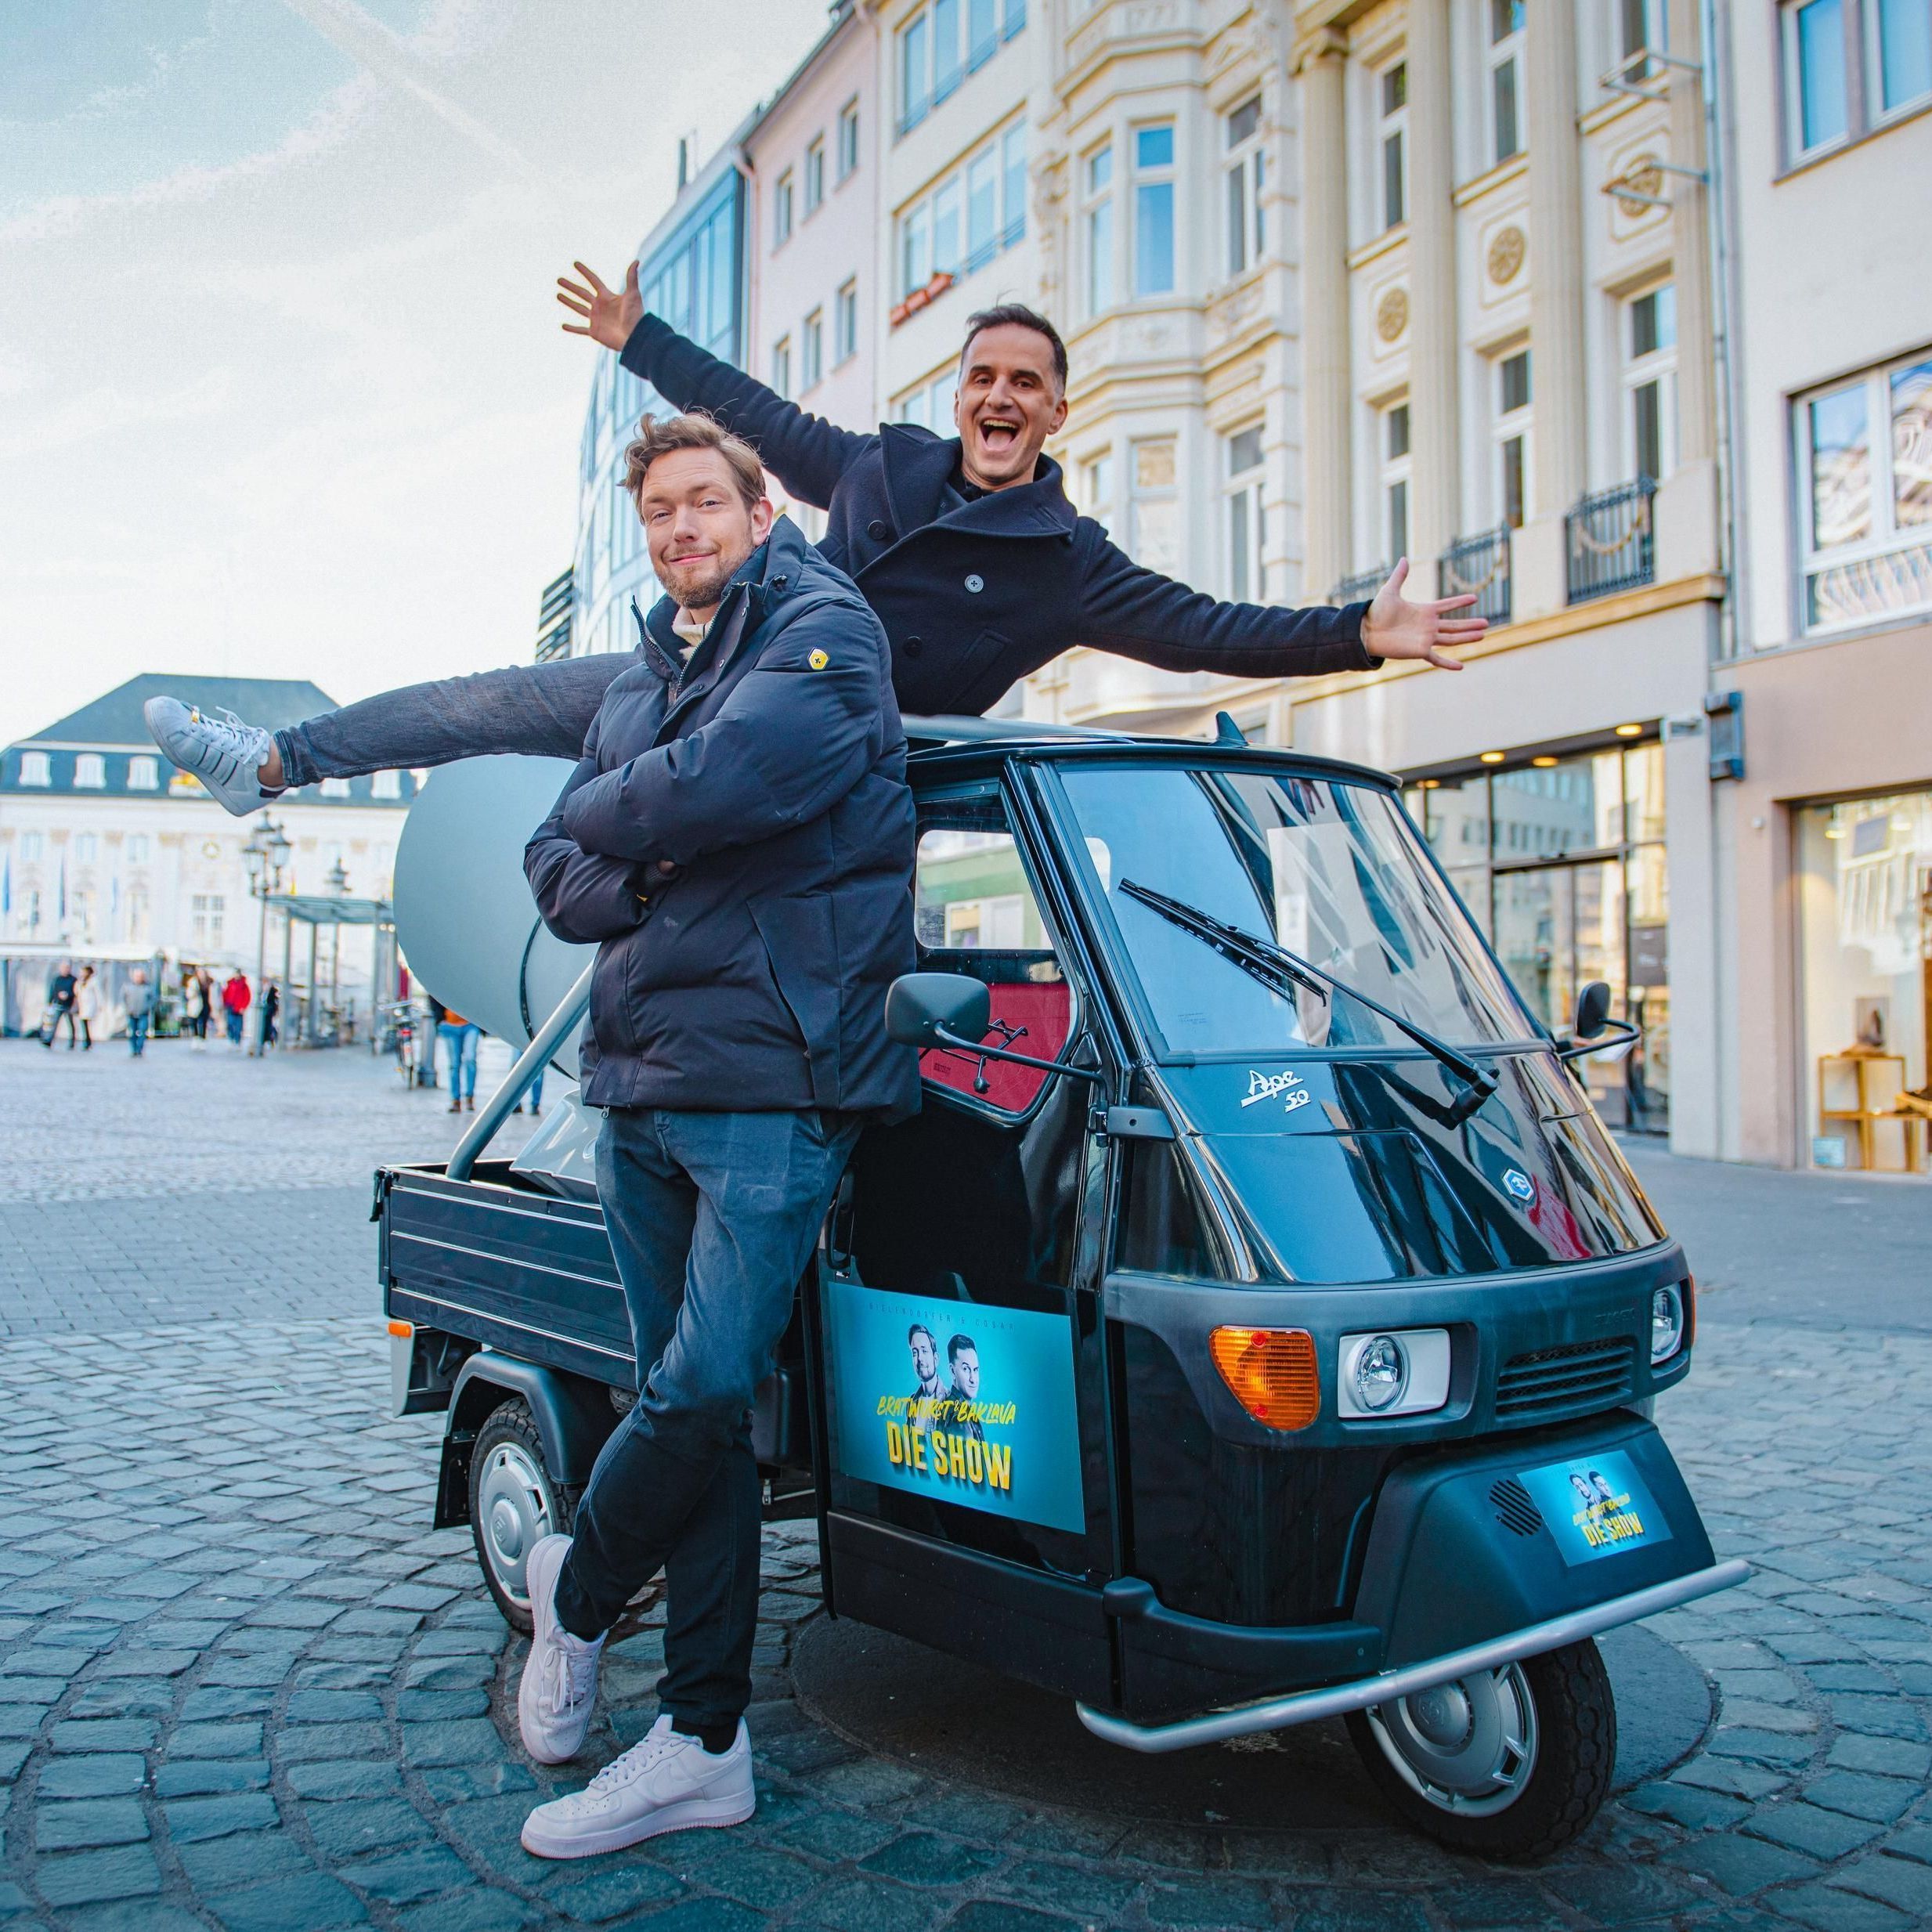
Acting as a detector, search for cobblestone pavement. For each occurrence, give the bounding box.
[2,1045,1928,1929]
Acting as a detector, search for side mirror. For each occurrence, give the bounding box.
[1573,980,1612,1042]
[885,973,990,1050]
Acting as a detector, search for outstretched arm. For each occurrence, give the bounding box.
[275,654,631,790]
[558,262,872,512]
[1075,543,1484,680]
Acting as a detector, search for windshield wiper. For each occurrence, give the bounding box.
[1118,880,1500,1126]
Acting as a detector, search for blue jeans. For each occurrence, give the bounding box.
[127,1014,149,1056]
[275,654,631,789]
[554,1107,861,1727]
[439,1022,479,1100]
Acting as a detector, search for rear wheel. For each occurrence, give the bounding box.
[1345,1638,1614,1859]
[468,1399,577,1634]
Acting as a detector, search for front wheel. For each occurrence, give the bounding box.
[1345,1638,1615,1859]
[468,1400,578,1634]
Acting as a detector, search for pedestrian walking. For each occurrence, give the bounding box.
[222,970,251,1048]
[260,980,280,1050]
[41,959,77,1049]
[73,966,101,1050]
[183,970,211,1050]
[122,967,155,1057]
[439,1007,479,1113]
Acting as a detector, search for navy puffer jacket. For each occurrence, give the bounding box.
[525,518,919,1118]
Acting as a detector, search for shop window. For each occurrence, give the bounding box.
[1224,425,1266,602]
[1378,61,1408,231]
[1132,122,1175,296]
[1796,348,1932,632]
[1224,95,1266,276]
[1800,793,1932,1172]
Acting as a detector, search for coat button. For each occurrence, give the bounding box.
[965,573,984,594]
[868,519,890,541]
[904,635,923,656]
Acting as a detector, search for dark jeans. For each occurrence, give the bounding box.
[128,1014,149,1056]
[275,655,633,788]
[554,1106,861,1728]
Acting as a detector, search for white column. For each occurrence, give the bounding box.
[1526,0,1585,518]
[1669,0,1714,466]
[1297,28,1351,601]
[1407,0,1459,587]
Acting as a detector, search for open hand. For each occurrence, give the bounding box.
[1360,558,1486,670]
[557,260,644,352]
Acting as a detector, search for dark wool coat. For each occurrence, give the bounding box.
[525,518,919,1118]
[620,316,1375,718]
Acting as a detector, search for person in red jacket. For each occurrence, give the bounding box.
[221,972,251,1050]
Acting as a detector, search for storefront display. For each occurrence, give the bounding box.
[1405,742,1670,1133]
[1797,791,1932,1174]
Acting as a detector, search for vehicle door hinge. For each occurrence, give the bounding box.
[1089,1104,1176,1141]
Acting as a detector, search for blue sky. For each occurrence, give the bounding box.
[0,0,824,746]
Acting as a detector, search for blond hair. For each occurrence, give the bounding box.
[621,409,766,511]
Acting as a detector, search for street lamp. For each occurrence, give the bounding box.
[244,817,290,1056]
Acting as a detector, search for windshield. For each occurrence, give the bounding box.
[1056,764,1537,1056]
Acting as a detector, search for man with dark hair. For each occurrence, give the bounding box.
[944,1334,985,1446]
[145,273,1483,811]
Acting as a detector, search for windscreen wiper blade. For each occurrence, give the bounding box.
[1118,879,1499,1125]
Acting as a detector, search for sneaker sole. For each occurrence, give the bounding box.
[519,1786,757,1859]
[518,1540,592,1765]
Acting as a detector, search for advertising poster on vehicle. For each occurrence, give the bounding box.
[1518,1450,1674,1567]
[825,1280,1085,1533]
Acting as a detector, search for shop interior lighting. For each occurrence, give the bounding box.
[1531,755,1558,767]
[1614,723,1644,738]
[1479,750,1506,764]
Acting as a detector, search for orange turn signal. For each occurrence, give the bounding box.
[387,1320,413,1338]
[1209,1326,1320,1431]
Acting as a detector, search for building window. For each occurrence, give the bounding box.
[1132,122,1175,297]
[898,0,1023,132]
[1616,0,1670,80]
[804,138,825,216]
[192,894,226,952]
[75,832,98,863]
[1776,0,1927,159]
[1383,400,1413,564]
[1080,450,1115,528]
[899,10,931,129]
[838,99,861,180]
[772,335,792,399]
[21,831,43,861]
[372,768,402,800]
[1871,0,1932,114]
[1084,143,1114,316]
[1490,1,1525,164]
[1379,61,1408,230]
[127,754,158,790]
[896,367,958,432]
[836,279,859,364]
[1225,425,1266,601]
[775,171,794,247]
[1223,96,1266,276]
[17,751,50,786]
[802,309,824,391]
[126,834,150,862]
[1496,348,1532,529]
[1129,436,1180,575]
[969,0,998,67]
[74,753,105,788]
[1627,282,1677,482]
[896,121,1026,297]
[320,777,351,798]
[1797,348,1932,631]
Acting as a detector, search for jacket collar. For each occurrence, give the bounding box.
[876,425,1078,541]
[634,516,812,685]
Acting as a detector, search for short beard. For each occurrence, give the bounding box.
[666,547,749,613]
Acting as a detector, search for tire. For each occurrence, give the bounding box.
[468,1399,579,1634]
[1345,1638,1615,1860]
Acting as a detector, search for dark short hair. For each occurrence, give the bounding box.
[947,1334,977,1363]
[908,1324,935,1346]
[959,304,1067,391]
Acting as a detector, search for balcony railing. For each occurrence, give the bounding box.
[1332,563,1389,605]
[1566,478,1656,604]
[1439,525,1512,626]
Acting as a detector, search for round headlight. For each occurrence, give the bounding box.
[1651,1284,1685,1363]
[1352,1334,1410,1412]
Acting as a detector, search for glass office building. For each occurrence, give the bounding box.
[572,168,746,659]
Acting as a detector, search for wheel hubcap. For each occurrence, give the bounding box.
[1364,1663,1539,1817]
[475,1443,554,1609]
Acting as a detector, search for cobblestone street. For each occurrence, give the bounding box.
[2,1042,1929,1930]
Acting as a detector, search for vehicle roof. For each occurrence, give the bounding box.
[901,714,1400,792]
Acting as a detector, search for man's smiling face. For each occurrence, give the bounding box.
[637,447,773,614]
[952,322,1068,490]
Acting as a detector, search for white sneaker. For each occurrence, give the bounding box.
[517,1534,604,1765]
[520,1714,755,1859]
[143,696,281,816]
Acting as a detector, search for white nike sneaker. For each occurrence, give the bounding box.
[143,697,281,817]
[519,1714,755,1859]
[517,1534,605,1765]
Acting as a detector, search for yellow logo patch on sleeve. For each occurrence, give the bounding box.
[807,649,829,670]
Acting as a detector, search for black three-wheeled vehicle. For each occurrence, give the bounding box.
[377,719,1742,1859]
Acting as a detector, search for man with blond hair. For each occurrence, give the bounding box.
[508,408,916,1860]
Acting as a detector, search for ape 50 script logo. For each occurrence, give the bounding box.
[1242,1068,1313,1114]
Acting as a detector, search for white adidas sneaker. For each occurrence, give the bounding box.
[517,1534,605,1765]
[519,1714,756,1859]
[143,697,281,816]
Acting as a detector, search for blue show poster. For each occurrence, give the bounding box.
[825,1280,1085,1534]
[1517,1449,1674,1567]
